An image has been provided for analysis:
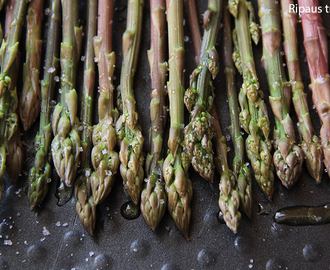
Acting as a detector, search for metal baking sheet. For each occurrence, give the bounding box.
[1,0,330,269]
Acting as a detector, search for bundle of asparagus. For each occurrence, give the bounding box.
[116,0,144,205]
[91,0,119,206]
[19,0,43,131]
[141,0,168,231]
[298,0,330,178]
[75,0,97,236]
[184,0,222,182]
[0,0,27,200]
[28,0,61,210]
[259,0,304,188]
[229,0,274,201]
[280,0,323,183]
[51,0,82,188]
[163,0,193,240]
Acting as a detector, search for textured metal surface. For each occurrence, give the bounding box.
[1,0,330,269]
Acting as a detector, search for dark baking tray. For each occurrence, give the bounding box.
[1,0,330,269]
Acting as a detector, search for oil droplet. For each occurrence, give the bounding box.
[121,201,140,220]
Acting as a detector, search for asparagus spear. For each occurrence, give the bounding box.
[141,0,167,231]
[222,4,252,218]
[75,0,97,235]
[75,177,96,236]
[184,0,201,63]
[280,0,323,183]
[229,0,274,201]
[163,0,193,240]
[213,105,241,233]
[18,0,43,131]
[184,0,221,182]
[259,0,303,188]
[0,0,27,98]
[0,0,25,200]
[28,0,61,210]
[299,0,330,178]
[115,0,144,205]
[51,0,82,188]
[90,0,119,205]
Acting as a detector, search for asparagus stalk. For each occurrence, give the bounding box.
[163,0,193,240]
[222,4,252,218]
[280,0,323,183]
[0,0,27,98]
[0,0,7,11]
[90,0,119,205]
[184,0,201,63]
[183,0,221,182]
[259,0,303,188]
[213,105,241,233]
[51,0,82,188]
[141,0,168,231]
[19,0,43,131]
[115,0,144,205]
[75,0,97,236]
[298,0,330,178]
[28,0,61,210]
[0,0,25,200]
[230,0,274,201]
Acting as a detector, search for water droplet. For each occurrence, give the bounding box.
[217,210,225,224]
[63,231,80,246]
[121,201,140,220]
[184,36,189,42]
[55,221,61,227]
[303,244,320,262]
[270,222,287,238]
[54,76,60,82]
[161,263,178,270]
[93,254,109,269]
[234,236,247,252]
[44,8,50,15]
[27,244,46,262]
[89,251,95,257]
[266,258,285,270]
[130,240,149,257]
[197,249,214,266]
[258,202,271,215]
[80,55,85,61]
